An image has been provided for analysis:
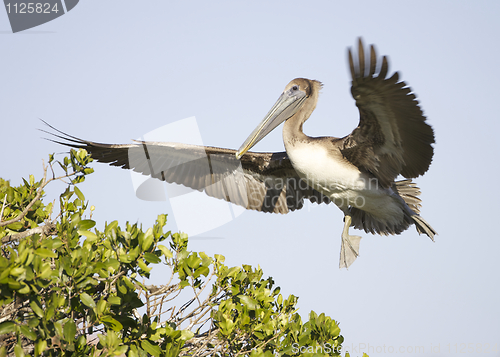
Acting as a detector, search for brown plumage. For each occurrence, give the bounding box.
[44,121,330,214]
[343,39,435,188]
[44,38,436,268]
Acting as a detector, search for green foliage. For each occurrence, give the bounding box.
[0,150,358,357]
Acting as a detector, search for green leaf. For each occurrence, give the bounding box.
[54,320,64,338]
[194,266,209,278]
[141,340,161,357]
[219,318,235,335]
[108,296,121,305]
[116,281,128,294]
[0,321,16,334]
[8,279,21,290]
[127,345,138,357]
[41,238,60,249]
[30,300,44,318]
[7,222,23,231]
[35,339,47,356]
[0,267,11,282]
[77,148,88,161]
[138,259,152,273]
[74,186,85,203]
[157,245,173,259]
[78,230,98,241]
[14,344,24,357]
[142,228,154,251]
[104,258,119,272]
[17,283,30,294]
[186,254,202,269]
[9,267,25,277]
[157,214,166,227]
[227,266,240,278]
[28,318,39,328]
[101,315,123,331]
[115,345,128,355]
[239,295,258,310]
[51,239,63,250]
[97,299,106,315]
[20,325,37,340]
[118,254,132,264]
[144,252,161,264]
[104,220,118,235]
[39,263,52,279]
[80,292,96,308]
[180,330,194,340]
[76,277,97,290]
[76,335,87,350]
[63,319,77,342]
[35,248,57,258]
[122,276,136,290]
[78,219,95,230]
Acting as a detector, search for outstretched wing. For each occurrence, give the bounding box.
[341,38,435,188]
[42,121,330,214]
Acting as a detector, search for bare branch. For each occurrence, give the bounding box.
[1,221,56,244]
[0,194,7,223]
[0,159,88,229]
[0,163,47,228]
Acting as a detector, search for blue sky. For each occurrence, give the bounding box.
[1,2,499,356]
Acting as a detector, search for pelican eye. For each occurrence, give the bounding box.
[292,85,299,91]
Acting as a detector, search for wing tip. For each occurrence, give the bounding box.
[350,37,387,81]
[348,47,356,80]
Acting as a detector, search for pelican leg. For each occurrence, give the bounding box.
[339,214,362,269]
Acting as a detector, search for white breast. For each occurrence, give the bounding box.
[286,140,381,209]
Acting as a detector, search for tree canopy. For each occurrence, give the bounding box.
[0,150,366,357]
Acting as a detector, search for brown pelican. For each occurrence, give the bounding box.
[44,39,436,268]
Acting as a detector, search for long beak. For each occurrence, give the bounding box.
[235,89,306,159]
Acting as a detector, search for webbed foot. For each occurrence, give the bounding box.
[339,233,362,269]
[339,214,362,269]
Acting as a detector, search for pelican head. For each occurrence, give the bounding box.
[236,78,321,159]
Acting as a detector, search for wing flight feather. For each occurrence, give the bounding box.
[42,121,330,214]
[341,38,435,188]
